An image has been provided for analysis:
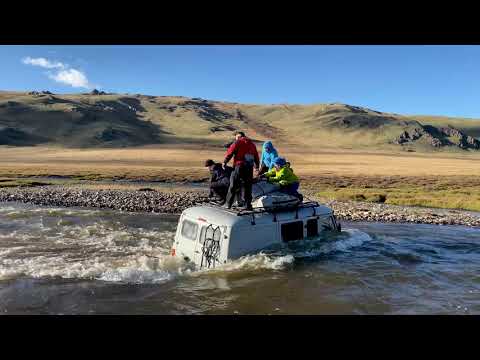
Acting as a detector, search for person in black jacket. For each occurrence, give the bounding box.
[205,159,233,204]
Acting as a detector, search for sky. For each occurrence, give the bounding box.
[1,45,479,118]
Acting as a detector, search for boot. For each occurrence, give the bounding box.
[238,203,253,211]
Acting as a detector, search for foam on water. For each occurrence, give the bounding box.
[98,255,192,284]
[293,228,372,258]
[0,246,192,284]
[193,228,371,275]
[0,229,369,284]
[0,203,186,283]
[196,253,296,275]
[0,204,104,218]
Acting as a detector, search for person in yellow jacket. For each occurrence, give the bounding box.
[263,157,301,198]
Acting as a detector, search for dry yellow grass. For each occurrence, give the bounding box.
[1,145,480,179]
[2,145,480,211]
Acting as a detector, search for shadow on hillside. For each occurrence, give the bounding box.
[0,101,171,148]
[0,127,50,146]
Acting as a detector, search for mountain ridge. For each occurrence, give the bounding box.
[0,90,479,151]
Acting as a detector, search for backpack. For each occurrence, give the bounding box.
[252,192,301,210]
[252,181,281,199]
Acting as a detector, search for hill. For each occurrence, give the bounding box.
[0,90,479,151]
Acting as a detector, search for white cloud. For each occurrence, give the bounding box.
[22,57,65,69]
[22,56,94,90]
[48,69,92,89]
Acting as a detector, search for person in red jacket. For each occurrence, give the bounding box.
[223,131,260,210]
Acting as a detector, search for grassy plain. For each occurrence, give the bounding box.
[1,145,480,211]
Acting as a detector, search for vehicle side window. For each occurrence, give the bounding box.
[181,220,198,241]
[306,219,319,237]
[281,221,304,242]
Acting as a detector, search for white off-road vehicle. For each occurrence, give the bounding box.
[171,182,341,269]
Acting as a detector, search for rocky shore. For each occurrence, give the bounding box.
[0,186,209,214]
[328,200,480,228]
[0,186,479,228]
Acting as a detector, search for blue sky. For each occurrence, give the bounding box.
[1,45,479,118]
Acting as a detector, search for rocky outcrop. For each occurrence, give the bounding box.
[394,129,419,144]
[343,104,369,114]
[393,127,443,147]
[210,125,236,133]
[440,126,480,149]
[181,99,233,122]
[393,125,480,150]
[158,105,177,112]
[90,89,107,95]
[27,91,53,96]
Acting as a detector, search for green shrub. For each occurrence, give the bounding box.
[366,193,387,203]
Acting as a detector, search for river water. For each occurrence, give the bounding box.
[0,201,479,315]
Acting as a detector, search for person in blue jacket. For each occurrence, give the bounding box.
[258,141,279,176]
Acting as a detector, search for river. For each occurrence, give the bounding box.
[0,202,479,314]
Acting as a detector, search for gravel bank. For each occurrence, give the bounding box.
[0,186,209,214]
[0,186,479,228]
[328,200,480,228]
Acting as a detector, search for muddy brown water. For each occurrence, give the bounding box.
[0,201,479,315]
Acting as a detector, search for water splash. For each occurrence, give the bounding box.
[0,202,373,284]
[192,228,371,275]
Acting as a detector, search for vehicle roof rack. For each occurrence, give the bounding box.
[204,200,320,217]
